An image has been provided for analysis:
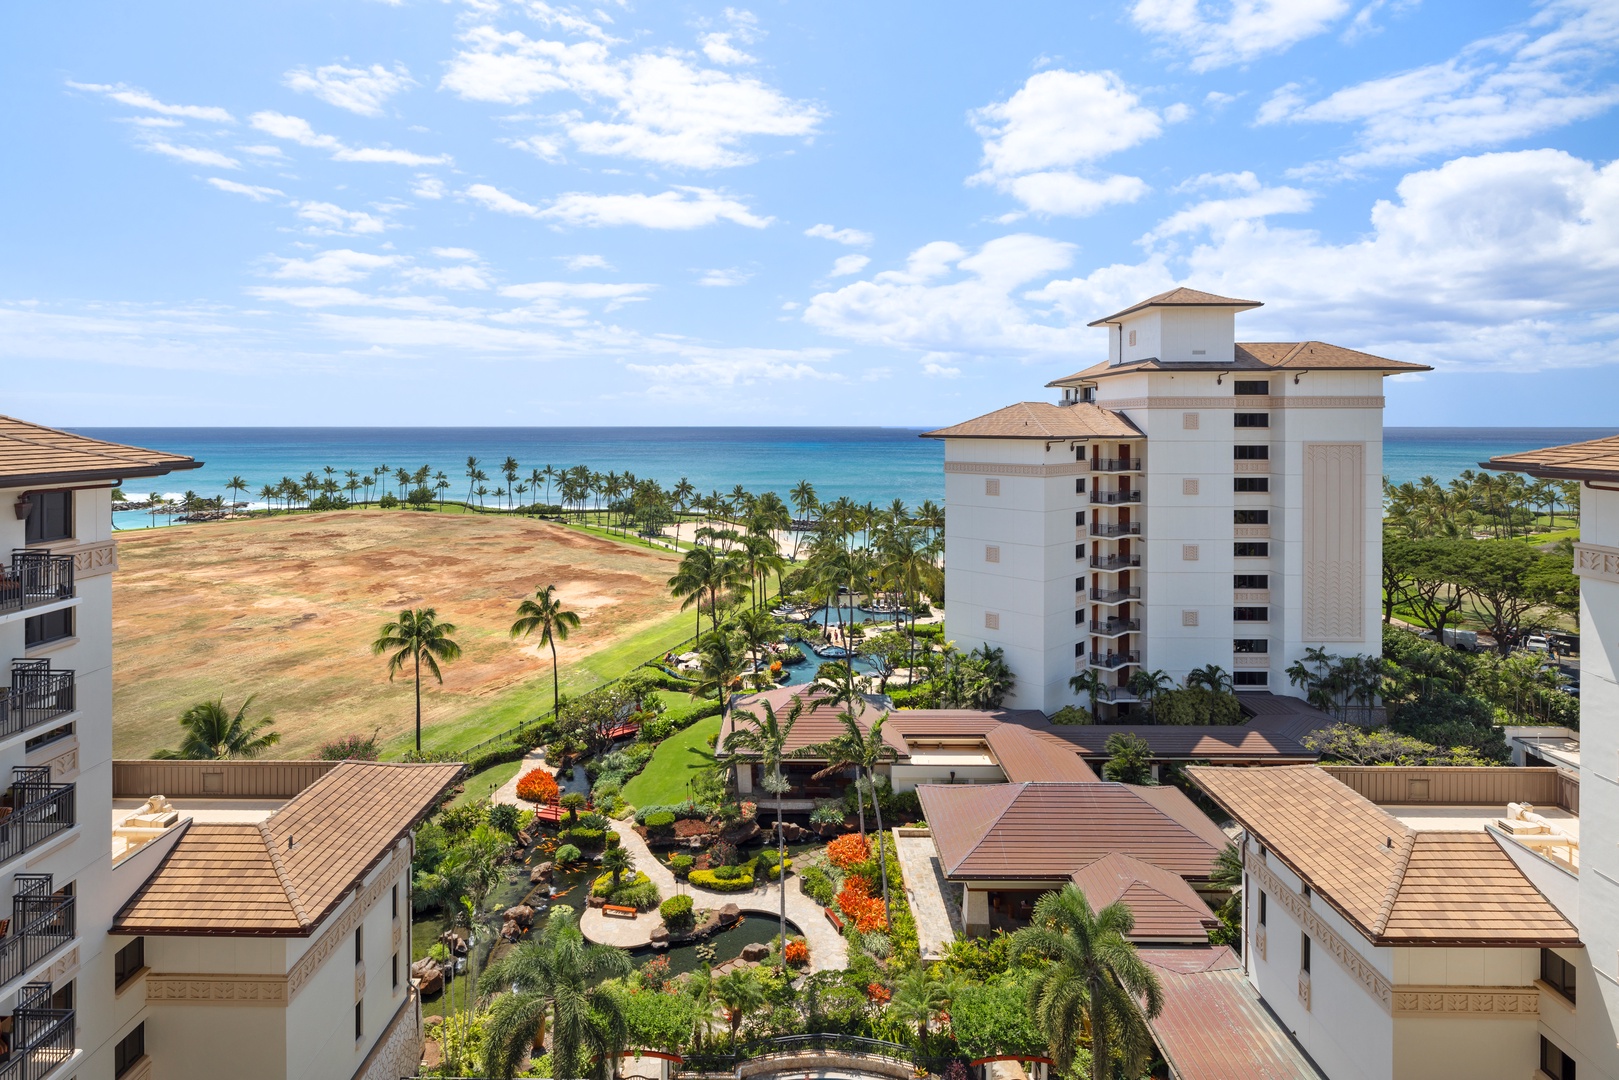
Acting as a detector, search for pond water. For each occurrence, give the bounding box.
[645,913,804,977]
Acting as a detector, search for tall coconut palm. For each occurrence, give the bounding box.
[1069,669,1106,717]
[511,585,582,718]
[372,608,462,754]
[805,708,898,925]
[722,696,803,971]
[692,629,747,723]
[258,483,278,514]
[1185,664,1232,693]
[1125,668,1173,718]
[151,696,280,759]
[502,456,520,510]
[891,965,950,1048]
[1011,884,1163,1080]
[225,475,248,510]
[464,456,481,506]
[479,906,631,1080]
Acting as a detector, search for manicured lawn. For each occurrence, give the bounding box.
[448,758,522,809]
[622,715,722,809]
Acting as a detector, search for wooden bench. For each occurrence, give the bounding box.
[823,906,844,932]
[603,904,638,919]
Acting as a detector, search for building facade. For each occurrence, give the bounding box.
[924,288,1427,715]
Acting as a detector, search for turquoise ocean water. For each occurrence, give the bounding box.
[73,426,1618,530]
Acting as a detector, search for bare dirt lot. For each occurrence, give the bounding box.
[112,511,684,759]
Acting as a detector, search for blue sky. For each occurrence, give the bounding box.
[4,0,1617,427]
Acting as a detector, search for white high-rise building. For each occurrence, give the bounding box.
[924,288,1428,716]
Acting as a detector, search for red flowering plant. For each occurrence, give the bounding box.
[836,875,888,933]
[867,982,891,1004]
[516,768,560,805]
[638,955,671,992]
[826,833,870,869]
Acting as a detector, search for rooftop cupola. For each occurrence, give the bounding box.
[1088,287,1261,366]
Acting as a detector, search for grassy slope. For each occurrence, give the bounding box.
[448,759,523,809]
[621,715,722,809]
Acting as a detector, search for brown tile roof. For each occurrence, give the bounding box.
[1187,765,1579,946]
[1070,853,1217,941]
[1128,784,1234,852]
[1047,340,1430,386]
[114,761,464,936]
[0,415,201,487]
[721,688,905,759]
[984,725,1099,783]
[1484,434,1619,482]
[917,782,1222,881]
[919,402,1142,440]
[1087,287,1263,326]
[1025,723,1317,763]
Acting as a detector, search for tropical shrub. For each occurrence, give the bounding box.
[658,894,695,932]
[1047,705,1092,725]
[951,984,1046,1059]
[866,982,890,1004]
[591,871,661,909]
[712,864,746,881]
[553,843,581,865]
[783,939,809,967]
[836,875,887,933]
[614,985,697,1054]
[644,811,676,837]
[688,868,755,892]
[578,812,609,831]
[800,866,836,906]
[668,854,694,880]
[826,833,870,869]
[488,803,521,836]
[515,768,560,804]
[560,827,616,850]
[318,733,380,760]
[809,801,846,828]
[1154,687,1242,725]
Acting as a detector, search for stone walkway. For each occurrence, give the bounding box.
[490,756,588,808]
[892,828,959,962]
[580,818,848,972]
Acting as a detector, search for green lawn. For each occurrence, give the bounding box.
[448,758,522,808]
[621,715,722,809]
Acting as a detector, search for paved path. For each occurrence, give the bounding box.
[491,756,588,809]
[580,818,848,972]
[893,829,959,962]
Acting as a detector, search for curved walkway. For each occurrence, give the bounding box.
[581,818,848,972]
[490,755,588,807]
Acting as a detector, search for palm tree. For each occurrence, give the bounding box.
[684,965,720,1053]
[151,696,280,759]
[722,696,803,970]
[1185,664,1232,693]
[600,844,633,888]
[692,630,747,723]
[371,608,462,754]
[1126,668,1172,718]
[1069,669,1106,717]
[225,475,248,510]
[479,906,631,1080]
[806,709,898,925]
[891,965,950,1048]
[734,608,781,683]
[667,545,744,642]
[502,456,520,510]
[257,483,278,514]
[464,456,480,506]
[511,585,582,719]
[712,968,763,1049]
[1011,884,1164,1080]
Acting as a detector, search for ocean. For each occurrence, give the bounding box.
[74,425,1618,530]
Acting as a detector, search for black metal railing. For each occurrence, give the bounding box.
[1096,686,1138,703]
[1089,554,1141,571]
[679,1033,962,1075]
[1090,618,1141,635]
[0,664,74,743]
[1089,651,1141,669]
[0,771,75,869]
[0,877,74,990]
[1092,458,1142,472]
[0,553,74,617]
[1089,489,1141,505]
[0,982,73,1080]
[1089,586,1141,604]
[1090,521,1142,537]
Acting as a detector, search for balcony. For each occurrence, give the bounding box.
[1089,586,1141,605]
[1090,520,1143,539]
[0,665,74,744]
[1089,651,1140,670]
[1092,458,1142,472]
[0,554,74,618]
[1090,553,1141,572]
[0,982,73,1080]
[1089,489,1142,506]
[1095,686,1139,704]
[0,771,75,869]
[0,877,74,993]
[1090,618,1141,636]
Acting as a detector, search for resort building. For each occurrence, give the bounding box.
[924,288,1429,715]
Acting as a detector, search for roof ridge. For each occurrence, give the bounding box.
[259,820,313,930]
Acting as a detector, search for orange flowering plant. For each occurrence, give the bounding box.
[867,982,891,1004]
[784,939,809,967]
[826,833,870,869]
[515,768,560,804]
[836,875,888,933]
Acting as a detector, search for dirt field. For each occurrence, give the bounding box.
[112,511,684,759]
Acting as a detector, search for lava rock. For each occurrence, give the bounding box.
[718,904,741,926]
[530,862,553,884]
[587,895,607,909]
[740,943,770,962]
[506,904,536,927]
[650,926,670,943]
[412,958,445,995]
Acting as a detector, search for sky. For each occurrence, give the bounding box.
[4,0,1617,428]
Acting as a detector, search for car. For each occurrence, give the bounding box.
[1524,635,1551,653]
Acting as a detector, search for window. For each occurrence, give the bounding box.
[1233,445,1269,460]
[1234,380,1269,395]
[1542,949,1576,1004]
[52,982,72,1012]
[1234,477,1270,492]
[1234,543,1269,558]
[1234,413,1270,428]
[1234,509,1269,525]
[1301,883,1311,900]
[392,884,399,919]
[24,607,73,648]
[984,478,1001,497]
[1234,639,1269,653]
[1074,642,1085,658]
[1540,1037,1576,1080]
[355,1001,364,1041]
[25,723,74,753]
[355,926,363,964]
[1075,511,1085,526]
[1300,934,1311,973]
[1074,478,1086,494]
[1076,544,1085,560]
[1234,607,1269,621]
[25,490,72,545]
[115,937,146,990]
[115,1024,146,1077]
[1234,671,1268,686]
[1258,892,1267,926]
[1234,574,1269,589]
[393,952,400,990]
[1075,610,1084,625]
[1075,577,1085,592]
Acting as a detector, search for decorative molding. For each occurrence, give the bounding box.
[1102,396,1385,411]
[32,743,78,782]
[1233,590,1270,603]
[147,972,289,1006]
[984,478,1001,497]
[355,989,425,1080]
[1391,986,1539,1018]
[1303,442,1366,642]
[57,539,118,578]
[1574,543,1619,584]
[1250,858,1393,1012]
[1234,655,1270,669]
[1234,526,1271,539]
[1074,526,1086,541]
[1256,926,1267,962]
[1182,545,1200,561]
[944,460,1088,478]
[1182,478,1199,496]
[1234,461,1270,474]
[1182,412,1200,430]
[1298,968,1312,1011]
[984,545,1000,564]
[983,612,1000,631]
[392,917,403,951]
[48,946,79,985]
[1181,610,1199,627]
[288,844,403,999]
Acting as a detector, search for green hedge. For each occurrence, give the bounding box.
[560,827,619,851]
[659,894,695,931]
[644,811,676,835]
[688,868,756,892]
[669,854,694,880]
[591,872,662,910]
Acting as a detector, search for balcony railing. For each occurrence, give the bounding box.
[1089,651,1141,670]
[1090,521,1143,538]
[0,878,74,992]
[1090,554,1141,572]
[0,553,74,617]
[1095,686,1139,703]
[1092,458,1142,472]
[1090,618,1141,635]
[1089,489,1141,505]
[0,771,75,869]
[0,982,74,1080]
[0,664,74,743]
[1090,586,1142,604]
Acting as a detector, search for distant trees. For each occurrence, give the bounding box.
[152,696,280,760]
[1383,537,1578,652]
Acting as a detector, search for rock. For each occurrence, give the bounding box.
[587,895,607,909]
[530,862,553,884]
[500,918,521,942]
[423,1014,444,1029]
[506,904,536,927]
[651,941,669,952]
[717,904,741,926]
[439,931,468,956]
[650,926,670,943]
[740,943,770,962]
[412,958,445,995]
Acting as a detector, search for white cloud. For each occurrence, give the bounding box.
[240,144,288,160]
[499,281,655,301]
[269,249,399,284]
[921,354,962,379]
[243,286,458,311]
[283,63,415,117]
[413,175,446,199]
[69,81,235,123]
[1143,183,1315,241]
[249,111,450,165]
[563,254,612,270]
[144,141,241,169]
[1163,102,1193,123]
[207,178,285,201]
[1204,90,1239,108]
[805,223,873,246]
[1129,0,1353,72]
[293,201,389,235]
[697,268,752,287]
[403,265,494,290]
[120,116,184,128]
[440,22,821,168]
[466,183,771,229]
[1175,170,1264,194]
[968,70,1163,217]
[700,33,756,66]
[432,247,479,260]
[1256,1,1619,167]
[624,345,839,390]
[829,254,870,277]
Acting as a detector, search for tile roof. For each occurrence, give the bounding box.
[919,402,1142,440]
[1047,341,1430,386]
[721,688,905,758]
[917,782,1222,880]
[1187,765,1579,946]
[0,415,201,487]
[1069,853,1217,941]
[984,725,1100,783]
[1087,287,1263,326]
[1483,434,1619,482]
[1128,784,1234,853]
[1025,723,1317,763]
[114,761,463,936]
